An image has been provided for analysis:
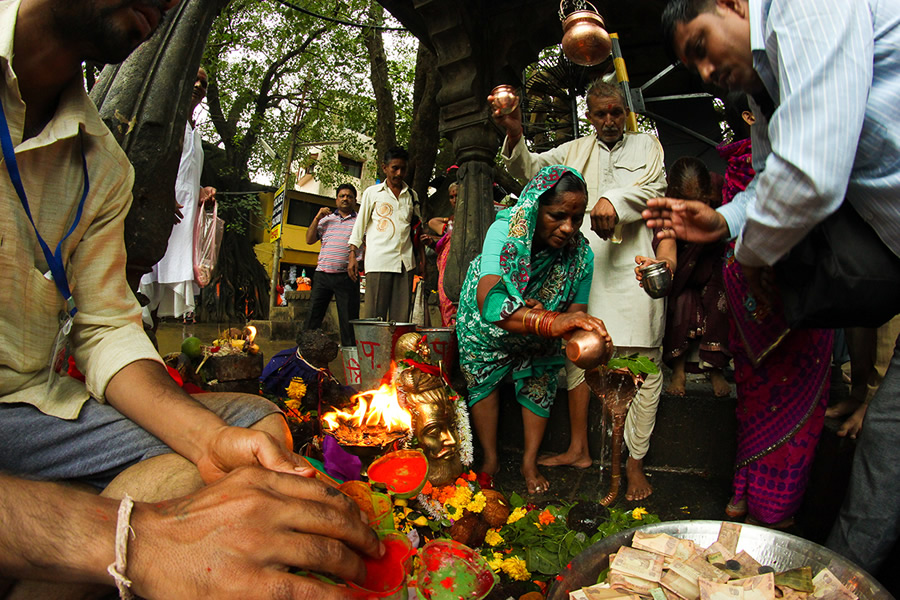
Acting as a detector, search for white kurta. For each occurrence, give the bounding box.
[503,133,668,347]
[139,122,203,320]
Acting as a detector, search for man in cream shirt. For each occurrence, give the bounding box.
[348,146,421,322]
[492,80,667,500]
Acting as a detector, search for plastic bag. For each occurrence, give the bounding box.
[193,199,224,288]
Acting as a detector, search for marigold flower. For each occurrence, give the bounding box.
[487,552,504,572]
[466,471,478,481]
[421,481,433,496]
[284,399,301,411]
[500,556,531,581]
[507,506,527,524]
[286,378,307,400]
[632,507,649,520]
[484,529,504,546]
[455,477,468,487]
[538,509,556,525]
[467,492,486,513]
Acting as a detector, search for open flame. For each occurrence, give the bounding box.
[242,326,257,344]
[321,383,412,444]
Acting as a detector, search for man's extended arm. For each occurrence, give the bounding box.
[736,0,872,267]
[0,468,382,599]
[306,206,331,245]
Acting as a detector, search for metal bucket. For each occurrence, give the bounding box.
[350,319,417,390]
[416,326,457,369]
[341,346,360,387]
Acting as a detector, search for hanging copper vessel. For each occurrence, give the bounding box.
[560,1,611,67]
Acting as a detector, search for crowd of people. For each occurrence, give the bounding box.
[1,0,897,596]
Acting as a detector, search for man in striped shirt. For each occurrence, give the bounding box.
[305,183,360,346]
[652,0,900,576]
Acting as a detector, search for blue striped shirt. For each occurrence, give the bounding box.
[719,0,900,267]
[315,211,356,273]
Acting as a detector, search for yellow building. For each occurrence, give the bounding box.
[253,143,375,279]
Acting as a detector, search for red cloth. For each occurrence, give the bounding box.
[66,356,205,393]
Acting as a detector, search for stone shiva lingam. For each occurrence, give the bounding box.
[392,332,465,487]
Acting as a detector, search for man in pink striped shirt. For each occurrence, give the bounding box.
[305,184,360,346]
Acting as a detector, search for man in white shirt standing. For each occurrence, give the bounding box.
[493,81,668,501]
[348,146,420,322]
[139,67,215,327]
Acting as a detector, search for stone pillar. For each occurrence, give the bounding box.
[89,0,229,290]
[442,124,500,302]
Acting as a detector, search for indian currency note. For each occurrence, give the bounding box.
[717,522,742,555]
[777,585,811,600]
[774,568,814,593]
[571,590,591,600]
[661,570,702,600]
[810,569,858,600]
[663,587,685,600]
[720,551,763,580]
[675,539,698,562]
[669,555,731,584]
[700,579,745,600]
[633,532,683,557]
[582,584,643,600]
[609,571,663,595]
[729,573,775,600]
[705,541,736,562]
[611,546,666,582]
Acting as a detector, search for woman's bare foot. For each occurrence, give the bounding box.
[709,369,732,397]
[538,449,592,468]
[625,457,653,501]
[665,372,686,396]
[521,465,550,495]
[826,399,862,419]
[837,403,868,439]
[479,458,499,477]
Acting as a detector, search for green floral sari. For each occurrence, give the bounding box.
[457,165,592,417]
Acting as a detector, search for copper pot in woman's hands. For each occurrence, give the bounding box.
[566,329,612,370]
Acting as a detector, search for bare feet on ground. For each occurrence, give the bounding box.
[479,458,499,477]
[837,403,868,439]
[825,398,862,419]
[625,457,653,501]
[709,369,732,397]
[666,371,686,396]
[538,449,592,468]
[521,464,550,495]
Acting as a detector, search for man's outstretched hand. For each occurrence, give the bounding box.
[129,466,384,600]
[642,197,729,243]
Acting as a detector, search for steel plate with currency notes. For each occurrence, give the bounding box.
[547,521,893,600]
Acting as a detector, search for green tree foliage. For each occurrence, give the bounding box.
[200,0,419,192]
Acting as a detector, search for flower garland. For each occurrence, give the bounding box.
[451,392,474,467]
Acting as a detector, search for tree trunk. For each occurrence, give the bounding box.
[363,4,397,174]
[407,42,441,201]
[89,0,230,290]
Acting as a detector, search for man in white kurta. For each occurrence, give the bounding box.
[495,80,667,500]
[139,68,215,326]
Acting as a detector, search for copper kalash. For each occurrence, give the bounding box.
[392,332,464,487]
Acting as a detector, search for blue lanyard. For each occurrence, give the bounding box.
[0,100,89,317]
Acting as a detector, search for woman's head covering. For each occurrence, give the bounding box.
[487,164,589,321]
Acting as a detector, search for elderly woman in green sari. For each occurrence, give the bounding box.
[457,165,613,495]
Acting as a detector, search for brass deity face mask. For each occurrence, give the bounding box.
[394,333,464,486]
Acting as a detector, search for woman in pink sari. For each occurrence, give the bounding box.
[720,92,832,527]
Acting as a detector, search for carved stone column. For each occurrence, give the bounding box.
[89,0,229,290]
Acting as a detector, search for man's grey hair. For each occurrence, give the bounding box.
[586,80,626,108]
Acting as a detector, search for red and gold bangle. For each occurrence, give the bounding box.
[537,310,560,337]
[525,309,541,335]
[521,308,538,329]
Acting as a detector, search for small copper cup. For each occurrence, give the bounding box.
[490,84,519,115]
[566,329,610,370]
